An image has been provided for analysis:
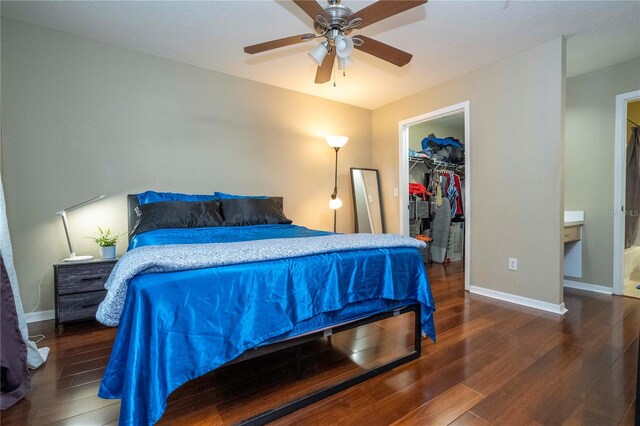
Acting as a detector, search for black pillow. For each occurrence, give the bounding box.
[221,198,292,226]
[131,200,223,235]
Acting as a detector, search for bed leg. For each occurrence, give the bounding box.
[414,304,422,357]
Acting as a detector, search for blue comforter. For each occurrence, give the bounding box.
[99,225,435,425]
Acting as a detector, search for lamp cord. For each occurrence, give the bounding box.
[27,265,51,344]
[29,266,49,313]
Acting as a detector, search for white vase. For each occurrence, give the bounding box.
[100,245,116,259]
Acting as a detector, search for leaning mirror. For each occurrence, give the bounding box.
[350,168,385,234]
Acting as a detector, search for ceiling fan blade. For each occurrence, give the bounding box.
[244,33,316,54]
[350,0,427,29]
[353,35,413,67]
[292,0,329,22]
[315,50,336,84]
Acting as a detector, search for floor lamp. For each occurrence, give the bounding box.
[56,194,106,262]
[327,136,348,232]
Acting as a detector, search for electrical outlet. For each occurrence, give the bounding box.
[393,188,399,197]
[508,258,518,271]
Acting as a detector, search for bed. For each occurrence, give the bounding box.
[97,193,436,425]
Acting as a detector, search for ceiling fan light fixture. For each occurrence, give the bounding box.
[308,41,329,66]
[243,0,426,84]
[338,56,352,70]
[334,34,354,58]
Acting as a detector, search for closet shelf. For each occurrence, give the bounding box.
[409,156,465,173]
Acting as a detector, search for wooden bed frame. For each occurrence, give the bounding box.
[125,194,422,425]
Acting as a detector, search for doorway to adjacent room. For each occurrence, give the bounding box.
[398,101,470,290]
[614,91,640,298]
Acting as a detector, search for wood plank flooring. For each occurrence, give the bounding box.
[2,262,639,425]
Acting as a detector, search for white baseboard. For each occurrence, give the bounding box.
[563,279,613,295]
[24,309,55,324]
[469,285,568,315]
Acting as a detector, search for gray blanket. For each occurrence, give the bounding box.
[96,233,426,326]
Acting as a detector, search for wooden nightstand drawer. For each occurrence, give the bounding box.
[57,262,115,294]
[563,226,581,243]
[58,290,107,323]
[54,259,118,327]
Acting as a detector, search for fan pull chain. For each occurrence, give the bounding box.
[333,59,337,87]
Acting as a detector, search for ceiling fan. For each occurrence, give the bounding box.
[243,0,427,84]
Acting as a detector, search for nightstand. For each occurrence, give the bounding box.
[53,258,117,328]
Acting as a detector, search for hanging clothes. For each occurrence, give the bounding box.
[453,173,463,216]
[626,126,640,248]
[460,179,465,217]
[409,183,431,201]
[446,173,458,219]
[431,198,451,263]
[440,172,463,218]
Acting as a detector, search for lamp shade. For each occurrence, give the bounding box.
[308,42,328,66]
[334,35,354,59]
[338,56,352,70]
[329,196,343,210]
[326,135,349,148]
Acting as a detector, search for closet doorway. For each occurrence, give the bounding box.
[398,101,470,290]
[614,90,640,297]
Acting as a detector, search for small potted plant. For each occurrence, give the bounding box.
[90,227,124,259]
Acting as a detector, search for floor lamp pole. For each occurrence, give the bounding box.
[326,135,347,233]
[332,147,339,233]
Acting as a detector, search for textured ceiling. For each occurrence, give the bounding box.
[2,0,639,109]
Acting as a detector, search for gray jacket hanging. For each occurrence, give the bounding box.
[626,126,640,249]
[431,198,451,263]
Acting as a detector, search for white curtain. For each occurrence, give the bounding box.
[0,175,49,369]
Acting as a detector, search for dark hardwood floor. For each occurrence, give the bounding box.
[2,262,639,425]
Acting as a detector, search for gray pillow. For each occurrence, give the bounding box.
[221,198,291,226]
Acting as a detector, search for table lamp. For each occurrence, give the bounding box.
[56,195,106,262]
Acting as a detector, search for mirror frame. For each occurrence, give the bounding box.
[350,167,386,234]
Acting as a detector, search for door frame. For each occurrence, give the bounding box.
[614,90,640,295]
[398,101,471,290]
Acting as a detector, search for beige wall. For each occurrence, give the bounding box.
[373,38,566,306]
[565,58,640,287]
[1,18,373,314]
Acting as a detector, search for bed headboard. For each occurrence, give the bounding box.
[127,194,284,236]
[127,194,141,236]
